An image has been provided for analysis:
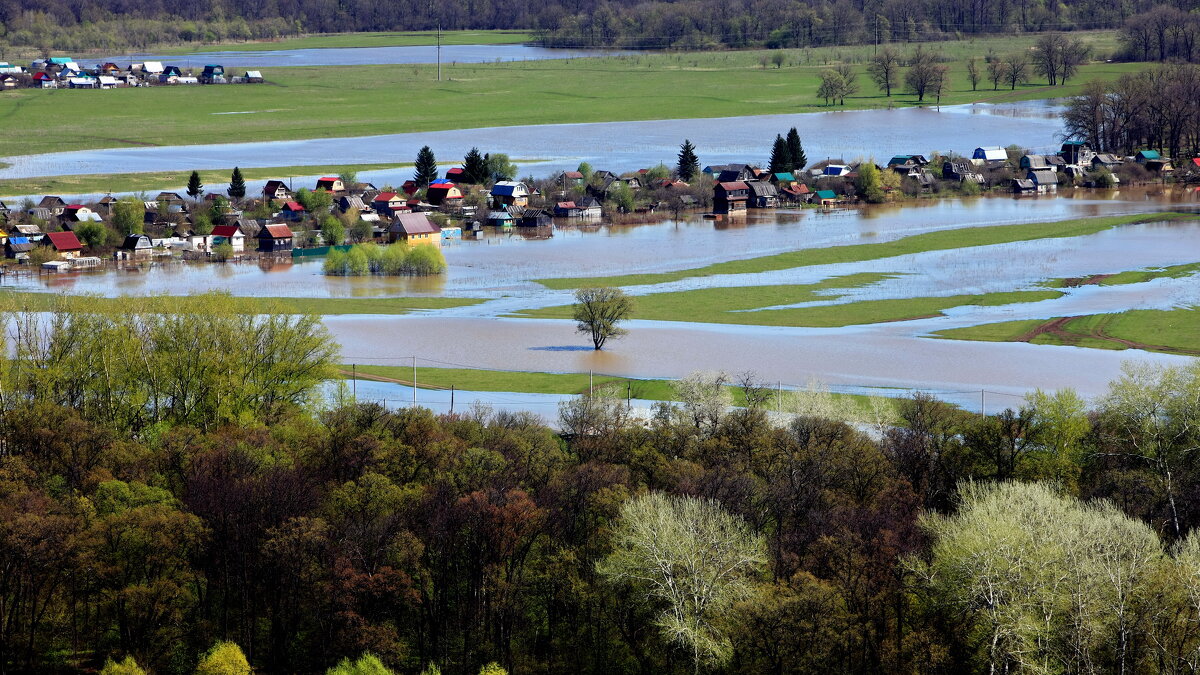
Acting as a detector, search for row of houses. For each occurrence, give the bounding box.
[0,59,262,90]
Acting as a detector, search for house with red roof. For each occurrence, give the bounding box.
[211,224,246,252]
[445,167,465,181]
[425,183,464,206]
[41,231,83,258]
[256,224,294,252]
[714,182,749,214]
[280,201,307,221]
[32,72,57,89]
[372,192,407,216]
[315,177,345,194]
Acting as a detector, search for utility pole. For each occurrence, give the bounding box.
[777,381,782,414]
[981,389,985,416]
[413,356,418,407]
[352,363,356,399]
[874,14,879,56]
[450,385,455,413]
[437,23,442,82]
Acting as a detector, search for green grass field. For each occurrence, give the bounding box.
[0,292,484,315]
[0,41,1148,157]
[932,307,1200,354]
[516,282,1062,327]
[0,163,411,198]
[159,30,535,54]
[539,213,1189,289]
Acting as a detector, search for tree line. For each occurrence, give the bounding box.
[5,293,1200,672]
[1063,63,1200,159]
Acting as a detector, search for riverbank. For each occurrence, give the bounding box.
[0,291,485,315]
[932,307,1200,355]
[0,52,1145,158]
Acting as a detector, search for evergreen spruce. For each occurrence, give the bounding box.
[462,147,488,184]
[676,139,700,182]
[187,171,204,200]
[227,167,246,200]
[786,128,807,172]
[414,146,438,188]
[768,135,791,175]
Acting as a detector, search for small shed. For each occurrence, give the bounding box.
[211,224,246,252]
[519,209,553,227]
[257,224,294,252]
[486,211,515,229]
[814,189,838,206]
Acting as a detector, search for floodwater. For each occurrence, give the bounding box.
[7,190,1193,299]
[92,44,628,69]
[0,101,1065,180]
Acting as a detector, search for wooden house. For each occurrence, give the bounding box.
[973,146,1008,163]
[263,180,292,201]
[32,72,57,88]
[1135,150,1173,173]
[338,195,368,214]
[315,177,345,194]
[39,196,67,215]
[256,224,294,252]
[1012,178,1037,193]
[372,192,407,216]
[558,170,585,187]
[5,238,33,259]
[61,204,101,223]
[200,64,225,84]
[519,209,552,227]
[120,234,154,257]
[745,181,779,208]
[778,182,809,204]
[713,182,749,214]
[389,213,441,246]
[486,211,515,229]
[943,161,984,184]
[1028,169,1058,192]
[554,201,581,217]
[814,189,838,206]
[445,167,466,182]
[41,231,83,259]
[425,182,464,206]
[280,201,307,221]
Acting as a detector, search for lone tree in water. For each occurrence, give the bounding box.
[786,127,806,172]
[414,146,438,188]
[187,171,204,200]
[677,139,700,182]
[227,167,246,201]
[573,286,633,350]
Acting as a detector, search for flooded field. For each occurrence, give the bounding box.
[94,44,628,69]
[0,101,1065,181]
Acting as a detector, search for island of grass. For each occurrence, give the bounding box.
[324,242,448,276]
[931,307,1200,355]
[514,272,1064,328]
[0,291,483,316]
[539,213,1191,289]
[0,34,1146,157]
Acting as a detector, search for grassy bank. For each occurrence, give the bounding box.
[515,281,1062,328]
[932,307,1200,355]
[540,213,1190,289]
[341,363,895,413]
[0,292,484,315]
[0,163,412,198]
[0,48,1145,157]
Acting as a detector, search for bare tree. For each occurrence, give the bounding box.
[966,57,981,91]
[867,47,901,96]
[1004,53,1029,90]
[987,57,1006,90]
[904,45,942,102]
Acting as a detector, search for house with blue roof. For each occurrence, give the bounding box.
[489,181,529,208]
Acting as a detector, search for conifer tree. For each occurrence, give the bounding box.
[414,146,438,188]
[228,167,246,200]
[187,171,204,200]
[768,135,791,174]
[462,147,487,184]
[786,128,807,172]
[676,139,700,182]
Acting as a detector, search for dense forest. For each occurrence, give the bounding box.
[0,0,1198,53]
[6,293,1200,674]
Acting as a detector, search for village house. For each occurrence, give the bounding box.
[486,211,515,229]
[744,181,779,208]
[519,209,553,227]
[973,146,1008,163]
[263,180,292,201]
[943,160,984,184]
[1091,154,1123,170]
[445,167,465,182]
[5,237,34,260]
[425,182,464,206]
[1027,169,1058,192]
[713,182,749,214]
[490,181,530,208]
[558,171,585,187]
[257,224,294,252]
[60,204,102,224]
[210,224,246,252]
[389,212,441,246]
[315,177,345,194]
[372,192,408,216]
[1012,178,1038,193]
[1135,150,1173,173]
[32,72,57,88]
[1059,140,1093,166]
[554,201,581,217]
[41,231,83,259]
[0,74,20,90]
[201,65,225,84]
[337,195,369,214]
[39,196,67,215]
[120,234,154,257]
[814,189,839,206]
[280,201,307,221]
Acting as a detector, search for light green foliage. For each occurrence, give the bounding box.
[572,286,632,350]
[855,160,885,203]
[321,215,345,246]
[599,492,767,672]
[1025,388,1090,460]
[486,153,518,182]
[296,187,333,214]
[787,378,896,432]
[338,168,358,189]
[73,221,109,248]
[418,665,442,675]
[326,653,393,675]
[212,241,234,261]
[100,656,147,675]
[477,664,506,675]
[111,197,144,236]
[195,641,252,675]
[918,481,1164,674]
[324,243,447,276]
[192,211,214,236]
[0,292,336,432]
[672,370,733,433]
[576,162,594,182]
[607,181,635,212]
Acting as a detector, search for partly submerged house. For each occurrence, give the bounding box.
[389,212,441,246]
[713,182,749,214]
[256,224,294,252]
[210,224,246,252]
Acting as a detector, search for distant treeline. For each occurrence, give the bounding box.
[1064,63,1200,158]
[2,0,1199,53]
